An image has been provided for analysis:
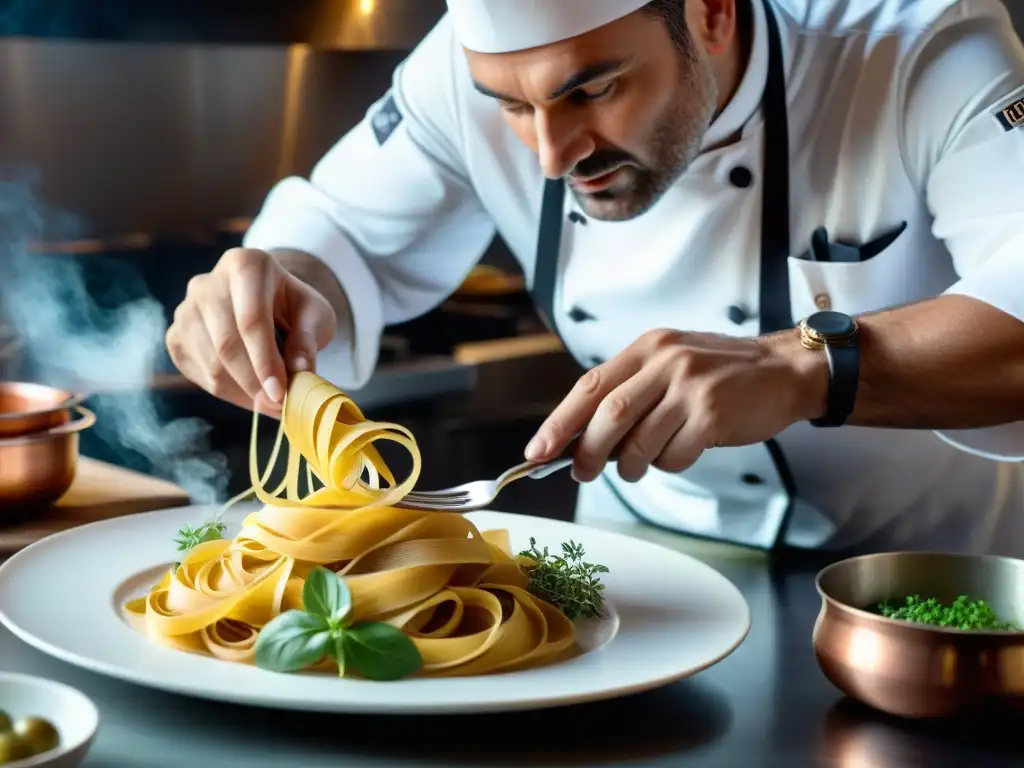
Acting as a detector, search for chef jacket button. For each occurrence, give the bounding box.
[814,293,832,310]
[727,304,749,325]
[729,166,754,189]
[741,473,765,485]
[568,211,587,225]
[589,356,605,367]
[568,306,596,322]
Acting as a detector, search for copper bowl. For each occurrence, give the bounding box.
[0,381,84,438]
[813,551,1024,719]
[0,405,96,515]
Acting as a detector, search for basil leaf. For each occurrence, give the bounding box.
[327,633,346,677]
[303,566,352,624]
[342,622,422,681]
[254,610,331,673]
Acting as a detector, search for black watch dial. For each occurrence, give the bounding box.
[806,310,855,338]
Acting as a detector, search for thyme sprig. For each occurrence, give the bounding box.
[517,537,609,621]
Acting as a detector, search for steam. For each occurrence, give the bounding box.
[0,166,228,505]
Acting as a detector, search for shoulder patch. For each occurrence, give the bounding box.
[993,92,1024,133]
[370,93,403,145]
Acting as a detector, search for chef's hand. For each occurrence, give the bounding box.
[166,248,337,415]
[524,329,825,482]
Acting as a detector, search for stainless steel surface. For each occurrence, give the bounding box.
[397,453,571,512]
[0,40,405,239]
[398,436,579,511]
[0,405,95,512]
[3,516,1023,767]
[0,380,81,437]
[347,356,477,411]
[0,0,447,48]
[813,551,1024,719]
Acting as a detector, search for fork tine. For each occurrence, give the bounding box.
[402,496,467,507]
[395,499,468,511]
[404,490,471,501]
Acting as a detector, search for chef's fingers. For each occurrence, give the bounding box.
[201,321,285,418]
[571,365,668,482]
[653,410,714,475]
[222,249,288,404]
[166,310,209,391]
[279,277,337,374]
[193,278,266,403]
[167,308,282,417]
[614,396,690,483]
[526,353,643,462]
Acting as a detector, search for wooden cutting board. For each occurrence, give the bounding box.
[0,457,191,554]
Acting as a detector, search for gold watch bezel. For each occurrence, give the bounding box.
[798,315,859,351]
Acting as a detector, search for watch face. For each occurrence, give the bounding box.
[806,310,855,337]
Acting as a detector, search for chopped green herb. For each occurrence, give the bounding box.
[874,594,1019,631]
[517,538,609,621]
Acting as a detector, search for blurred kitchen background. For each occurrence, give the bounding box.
[0,0,583,514]
[0,0,1022,511]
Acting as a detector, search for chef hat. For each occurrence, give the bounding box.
[446,0,653,54]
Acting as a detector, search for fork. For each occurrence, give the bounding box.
[271,326,584,512]
[394,437,582,512]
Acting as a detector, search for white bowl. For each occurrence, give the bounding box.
[0,673,98,767]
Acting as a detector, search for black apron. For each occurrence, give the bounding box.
[527,0,801,550]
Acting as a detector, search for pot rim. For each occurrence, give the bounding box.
[0,381,87,421]
[0,405,96,445]
[814,551,1024,639]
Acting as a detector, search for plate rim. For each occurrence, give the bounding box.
[0,505,752,714]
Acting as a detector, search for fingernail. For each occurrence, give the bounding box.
[620,467,646,484]
[263,376,284,403]
[525,436,546,461]
[292,355,310,372]
[571,467,593,483]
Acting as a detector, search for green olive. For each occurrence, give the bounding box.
[0,732,32,764]
[0,711,11,734]
[13,717,60,755]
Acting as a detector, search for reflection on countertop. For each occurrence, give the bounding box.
[3,515,1023,766]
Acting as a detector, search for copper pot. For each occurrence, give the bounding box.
[813,551,1024,718]
[0,405,96,515]
[0,381,84,438]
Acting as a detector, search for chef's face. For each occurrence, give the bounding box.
[465,1,733,221]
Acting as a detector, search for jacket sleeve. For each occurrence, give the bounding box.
[898,1,1024,461]
[242,15,495,390]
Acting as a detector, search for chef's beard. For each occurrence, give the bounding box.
[569,43,720,222]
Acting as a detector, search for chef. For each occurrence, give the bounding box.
[166,0,1024,556]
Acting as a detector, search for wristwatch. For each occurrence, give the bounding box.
[798,310,860,427]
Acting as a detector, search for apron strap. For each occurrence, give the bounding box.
[757,0,793,335]
[532,176,566,330]
[527,0,800,551]
[532,1,793,336]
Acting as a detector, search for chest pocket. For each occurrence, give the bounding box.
[787,221,921,320]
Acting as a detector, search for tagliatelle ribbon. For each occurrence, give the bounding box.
[122,371,576,675]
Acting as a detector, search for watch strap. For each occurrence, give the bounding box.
[811,342,859,427]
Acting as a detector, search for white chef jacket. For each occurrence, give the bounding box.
[243,0,1024,556]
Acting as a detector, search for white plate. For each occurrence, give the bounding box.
[0,504,750,714]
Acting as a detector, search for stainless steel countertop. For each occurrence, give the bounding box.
[1,514,1020,767]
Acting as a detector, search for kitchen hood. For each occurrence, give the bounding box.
[0,0,446,50]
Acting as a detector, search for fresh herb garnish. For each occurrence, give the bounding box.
[254,566,422,680]
[874,594,1019,631]
[174,517,227,554]
[517,538,609,621]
